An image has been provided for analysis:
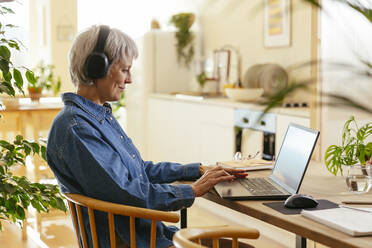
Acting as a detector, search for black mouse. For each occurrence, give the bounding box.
[284,194,319,209]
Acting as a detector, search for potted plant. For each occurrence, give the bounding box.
[27,62,61,101]
[324,116,372,191]
[0,4,66,231]
[170,12,195,68]
[196,71,207,92]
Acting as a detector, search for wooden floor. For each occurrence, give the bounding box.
[0,197,293,248]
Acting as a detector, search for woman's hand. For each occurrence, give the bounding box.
[199,165,248,179]
[192,166,248,197]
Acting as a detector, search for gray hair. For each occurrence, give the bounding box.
[69,25,138,87]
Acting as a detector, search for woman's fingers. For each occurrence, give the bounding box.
[192,168,236,197]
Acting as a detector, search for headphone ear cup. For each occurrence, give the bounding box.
[84,52,109,79]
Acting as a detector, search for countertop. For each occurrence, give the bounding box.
[0,97,63,111]
[149,93,310,118]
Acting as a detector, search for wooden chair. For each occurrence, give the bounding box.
[64,193,180,248]
[173,226,260,248]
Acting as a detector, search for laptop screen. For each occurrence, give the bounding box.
[270,123,319,194]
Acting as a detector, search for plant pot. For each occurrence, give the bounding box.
[345,164,372,193]
[28,87,42,102]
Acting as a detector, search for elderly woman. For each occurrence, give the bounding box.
[46,25,247,248]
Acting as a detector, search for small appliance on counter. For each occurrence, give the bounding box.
[234,109,276,161]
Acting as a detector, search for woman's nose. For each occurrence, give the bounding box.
[125,73,132,84]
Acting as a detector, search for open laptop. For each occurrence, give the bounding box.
[214,123,319,200]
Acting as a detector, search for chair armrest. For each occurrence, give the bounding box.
[64,193,179,223]
[173,226,260,248]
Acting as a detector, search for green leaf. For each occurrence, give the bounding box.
[13,68,23,89]
[30,199,43,213]
[0,58,9,74]
[25,70,36,85]
[5,198,16,214]
[358,143,366,164]
[55,198,67,212]
[0,82,15,95]
[347,3,372,24]
[0,45,10,61]
[30,142,40,154]
[41,146,47,161]
[302,0,321,8]
[3,71,11,82]
[23,143,31,156]
[324,145,343,175]
[14,135,23,145]
[7,39,20,51]
[15,205,25,220]
[1,7,15,14]
[5,24,17,29]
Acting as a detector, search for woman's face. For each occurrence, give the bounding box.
[95,59,132,103]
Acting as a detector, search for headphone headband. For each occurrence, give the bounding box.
[95,25,110,54]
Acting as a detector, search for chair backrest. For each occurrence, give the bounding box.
[173,226,260,248]
[64,193,180,248]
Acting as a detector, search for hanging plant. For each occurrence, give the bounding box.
[0,4,66,231]
[170,12,195,68]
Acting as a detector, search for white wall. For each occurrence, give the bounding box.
[199,0,313,103]
[29,0,77,95]
[320,0,372,158]
[0,1,30,71]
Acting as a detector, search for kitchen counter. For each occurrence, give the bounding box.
[149,93,310,118]
[0,97,63,111]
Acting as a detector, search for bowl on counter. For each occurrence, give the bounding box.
[225,88,264,102]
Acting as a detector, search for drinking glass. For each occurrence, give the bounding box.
[345,164,372,193]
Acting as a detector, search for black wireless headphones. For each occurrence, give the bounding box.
[84,25,111,79]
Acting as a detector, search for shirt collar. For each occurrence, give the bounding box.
[62,92,112,123]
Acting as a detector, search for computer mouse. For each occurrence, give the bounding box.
[284,194,319,209]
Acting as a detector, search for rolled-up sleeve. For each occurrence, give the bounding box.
[143,160,201,183]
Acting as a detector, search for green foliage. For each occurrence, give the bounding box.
[0,4,66,230]
[325,116,372,176]
[112,92,125,119]
[196,72,207,89]
[170,13,195,68]
[0,6,33,96]
[28,61,61,96]
[260,81,309,113]
[347,1,372,24]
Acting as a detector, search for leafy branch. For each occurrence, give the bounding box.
[324,116,372,175]
[0,4,66,231]
[170,13,195,68]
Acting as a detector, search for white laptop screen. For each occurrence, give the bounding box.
[270,124,319,194]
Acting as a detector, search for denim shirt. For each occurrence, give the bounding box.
[46,93,200,248]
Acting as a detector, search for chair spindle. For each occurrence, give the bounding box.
[76,205,89,248]
[108,213,116,248]
[130,216,136,248]
[150,220,157,248]
[68,201,83,248]
[88,207,98,248]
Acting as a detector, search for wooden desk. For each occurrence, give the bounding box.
[0,98,63,141]
[182,162,372,248]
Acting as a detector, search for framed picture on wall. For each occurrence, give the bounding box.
[264,0,291,47]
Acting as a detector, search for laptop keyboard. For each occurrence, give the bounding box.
[240,178,284,196]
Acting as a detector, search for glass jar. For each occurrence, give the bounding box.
[345,164,372,193]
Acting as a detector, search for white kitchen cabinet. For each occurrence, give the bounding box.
[199,105,235,165]
[275,114,310,157]
[147,96,310,165]
[147,98,234,164]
